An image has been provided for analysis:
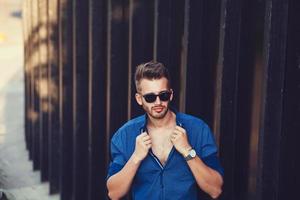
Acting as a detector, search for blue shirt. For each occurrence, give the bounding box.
[107,111,224,200]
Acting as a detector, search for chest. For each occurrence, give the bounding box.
[135,148,194,196]
[149,129,174,166]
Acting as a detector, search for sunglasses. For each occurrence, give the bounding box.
[142,90,172,103]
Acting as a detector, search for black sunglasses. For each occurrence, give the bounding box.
[142,90,172,103]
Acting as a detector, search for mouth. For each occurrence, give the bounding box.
[152,106,164,113]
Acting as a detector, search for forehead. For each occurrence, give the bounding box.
[139,78,169,94]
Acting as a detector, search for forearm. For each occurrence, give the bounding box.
[187,156,223,199]
[107,154,141,199]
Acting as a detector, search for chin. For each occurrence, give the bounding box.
[150,108,168,119]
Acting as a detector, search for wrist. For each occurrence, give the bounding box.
[183,148,197,161]
[131,152,143,164]
[181,146,192,157]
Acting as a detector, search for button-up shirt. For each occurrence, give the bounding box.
[107,110,224,200]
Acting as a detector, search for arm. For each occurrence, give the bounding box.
[171,126,223,199]
[107,132,151,200]
[185,155,223,199]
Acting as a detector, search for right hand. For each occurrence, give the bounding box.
[132,132,152,162]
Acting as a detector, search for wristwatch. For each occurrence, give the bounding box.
[184,148,196,161]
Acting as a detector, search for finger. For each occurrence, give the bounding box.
[143,141,151,148]
[142,136,151,142]
[170,135,176,141]
[174,127,185,134]
[138,133,149,139]
[140,132,148,136]
[144,140,152,145]
[170,137,175,142]
[171,133,177,138]
[175,125,186,132]
[137,132,147,140]
[173,129,183,136]
[172,130,179,135]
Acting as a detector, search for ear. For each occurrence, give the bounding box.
[170,89,174,101]
[135,93,143,105]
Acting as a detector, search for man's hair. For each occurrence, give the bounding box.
[135,61,171,92]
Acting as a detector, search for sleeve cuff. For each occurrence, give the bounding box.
[106,162,124,180]
[202,153,224,177]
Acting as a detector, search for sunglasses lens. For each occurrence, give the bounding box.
[144,94,157,103]
[142,91,171,103]
[159,91,171,101]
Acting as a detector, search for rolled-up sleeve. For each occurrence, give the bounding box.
[202,153,224,177]
[199,124,224,177]
[107,132,126,179]
[200,124,218,158]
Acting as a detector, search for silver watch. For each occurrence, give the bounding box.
[184,149,196,161]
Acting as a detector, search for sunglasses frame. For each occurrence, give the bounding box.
[141,90,172,103]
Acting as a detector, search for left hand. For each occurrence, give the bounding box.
[170,126,192,157]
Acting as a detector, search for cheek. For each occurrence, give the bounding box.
[163,100,170,107]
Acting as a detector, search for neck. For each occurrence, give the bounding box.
[147,110,175,129]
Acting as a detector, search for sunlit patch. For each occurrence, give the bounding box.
[0,125,5,133]
[0,33,6,43]
[28,108,38,123]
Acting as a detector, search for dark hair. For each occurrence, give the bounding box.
[134,61,171,92]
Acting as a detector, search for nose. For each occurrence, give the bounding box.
[154,96,162,104]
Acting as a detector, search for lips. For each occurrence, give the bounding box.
[153,106,164,113]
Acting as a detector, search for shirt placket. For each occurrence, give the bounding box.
[149,147,176,200]
[140,113,183,199]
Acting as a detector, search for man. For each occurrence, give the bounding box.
[107,61,223,200]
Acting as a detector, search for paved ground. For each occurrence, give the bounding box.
[0,0,59,199]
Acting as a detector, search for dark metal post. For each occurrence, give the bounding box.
[59,0,75,199]
[217,0,242,199]
[72,0,90,199]
[48,0,60,194]
[88,0,108,199]
[107,0,129,135]
[185,0,221,126]
[257,0,289,200]
[278,1,300,199]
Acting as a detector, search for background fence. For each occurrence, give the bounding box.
[22,0,300,199]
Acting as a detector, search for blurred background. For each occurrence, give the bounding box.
[1,0,299,200]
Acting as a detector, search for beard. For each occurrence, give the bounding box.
[142,103,169,119]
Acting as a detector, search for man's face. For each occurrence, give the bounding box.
[135,77,173,119]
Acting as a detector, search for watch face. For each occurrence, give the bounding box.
[190,149,196,157]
